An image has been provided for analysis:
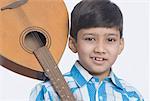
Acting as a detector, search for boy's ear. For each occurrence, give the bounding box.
[68,36,77,53]
[118,38,124,54]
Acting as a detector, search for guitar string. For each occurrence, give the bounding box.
[31,30,76,100]
[32,31,44,49]
[41,47,67,99]
[46,48,67,98]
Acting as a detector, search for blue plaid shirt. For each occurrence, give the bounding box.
[30,61,144,101]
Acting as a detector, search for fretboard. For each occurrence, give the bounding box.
[34,46,75,101]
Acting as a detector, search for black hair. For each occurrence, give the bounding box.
[70,0,123,40]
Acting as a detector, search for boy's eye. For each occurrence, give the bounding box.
[84,37,95,41]
[107,38,116,42]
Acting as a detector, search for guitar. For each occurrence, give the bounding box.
[0,0,75,100]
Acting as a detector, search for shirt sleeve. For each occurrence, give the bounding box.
[29,83,45,101]
[29,82,60,101]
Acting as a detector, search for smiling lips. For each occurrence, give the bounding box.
[91,57,107,65]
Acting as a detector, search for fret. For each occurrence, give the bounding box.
[34,46,75,101]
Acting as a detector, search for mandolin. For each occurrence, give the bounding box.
[0,0,75,100]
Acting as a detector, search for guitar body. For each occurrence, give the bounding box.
[0,0,69,80]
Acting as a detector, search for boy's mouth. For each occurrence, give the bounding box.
[91,57,107,64]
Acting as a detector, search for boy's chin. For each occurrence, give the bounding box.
[88,68,111,77]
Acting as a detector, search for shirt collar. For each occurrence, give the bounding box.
[71,61,124,90]
[71,61,92,87]
[106,71,124,90]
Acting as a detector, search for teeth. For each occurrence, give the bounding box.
[94,57,104,61]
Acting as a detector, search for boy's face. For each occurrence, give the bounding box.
[69,27,124,78]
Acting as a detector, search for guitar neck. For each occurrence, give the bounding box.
[33,46,75,101]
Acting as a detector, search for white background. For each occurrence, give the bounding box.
[0,0,149,101]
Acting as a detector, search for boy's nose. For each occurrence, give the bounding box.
[94,41,106,54]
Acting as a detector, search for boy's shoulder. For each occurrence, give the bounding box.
[30,80,60,100]
[116,77,144,100]
[63,72,74,81]
[63,72,78,88]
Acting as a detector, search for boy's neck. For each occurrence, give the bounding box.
[91,68,111,82]
[77,61,111,82]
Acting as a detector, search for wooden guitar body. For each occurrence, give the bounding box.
[0,0,69,80]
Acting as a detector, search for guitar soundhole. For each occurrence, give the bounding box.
[24,31,46,50]
[20,27,50,53]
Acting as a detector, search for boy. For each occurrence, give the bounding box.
[30,0,144,100]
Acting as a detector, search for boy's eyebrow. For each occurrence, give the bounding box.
[82,33,96,36]
[106,33,119,37]
[82,32,119,37]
